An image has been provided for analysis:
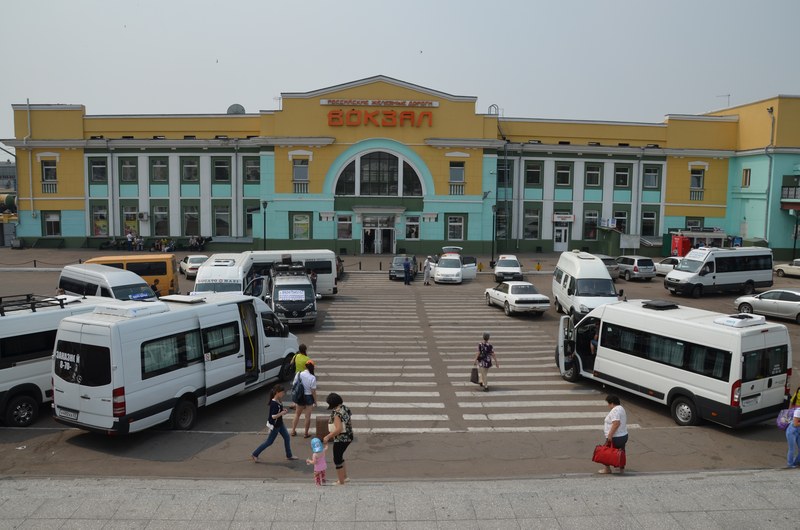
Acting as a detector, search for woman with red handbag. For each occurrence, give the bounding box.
[598,394,628,474]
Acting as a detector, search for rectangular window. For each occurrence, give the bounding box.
[202,322,240,360]
[614,165,630,187]
[584,210,598,240]
[89,158,107,183]
[0,330,57,367]
[214,205,230,237]
[244,158,260,183]
[555,163,571,186]
[119,158,138,183]
[41,160,57,181]
[183,205,199,236]
[92,204,109,236]
[643,166,660,188]
[292,159,309,181]
[523,206,539,239]
[213,158,231,183]
[614,211,628,234]
[742,168,751,188]
[449,161,465,183]
[153,205,169,236]
[447,215,464,241]
[525,161,542,187]
[181,157,199,182]
[585,164,601,187]
[141,330,202,379]
[497,159,513,188]
[43,211,61,236]
[405,215,420,240]
[292,213,310,240]
[743,345,788,383]
[686,217,703,230]
[690,168,705,189]
[642,211,657,237]
[122,206,138,235]
[150,157,168,183]
[337,215,352,240]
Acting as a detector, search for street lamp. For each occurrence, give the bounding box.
[261,200,269,250]
[490,204,497,269]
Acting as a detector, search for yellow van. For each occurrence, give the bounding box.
[85,254,180,295]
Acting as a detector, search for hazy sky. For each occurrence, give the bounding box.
[2,0,799,157]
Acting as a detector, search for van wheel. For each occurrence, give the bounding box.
[691,285,703,298]
[171,399,197,430]
[280,355,295,381]
[5,395,38,427]
[742,282,755,295]
[738,303,753,314]
[671,396,699,426]
[504,302,512,316]
[554,300,562,314]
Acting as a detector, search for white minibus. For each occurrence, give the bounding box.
[245,249,338,297]
[0,293,108,426]
[59,264,156,301]
[52,293,299,435]
[664,247,773,298]
[192,253,255,295]
[556,299,791,428]
[552,250,619,322]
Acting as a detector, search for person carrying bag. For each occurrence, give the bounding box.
[777,388,800,430]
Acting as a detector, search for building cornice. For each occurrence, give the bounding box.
[1,137,335,150]
[736,147,800,156]
[664,114,739,123]
[11,104,84,111]
[500,117,666,127]
[425,138,506,149]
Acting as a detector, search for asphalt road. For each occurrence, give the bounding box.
[1,262,799,481]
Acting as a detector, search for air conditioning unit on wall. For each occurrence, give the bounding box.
[137,212,149,221]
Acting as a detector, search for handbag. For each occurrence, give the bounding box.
[470,367,479,385]
[777,408,795,430]
[592,440,626,468]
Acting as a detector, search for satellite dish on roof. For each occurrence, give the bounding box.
[227,104,245,114]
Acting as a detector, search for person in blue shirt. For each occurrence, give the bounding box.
[403,257,411,285]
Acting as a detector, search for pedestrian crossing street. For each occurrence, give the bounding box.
[306,273,639,434]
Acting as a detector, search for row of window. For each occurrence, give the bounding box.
[85,157,261,185]
[499,161,664,189]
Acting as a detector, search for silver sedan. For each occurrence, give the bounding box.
[735,289,800,324]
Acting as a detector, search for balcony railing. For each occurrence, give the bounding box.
[41,182,58,194]
[689,188,704,201]
[449,183,464,195]
[293,182,308,194]
[782,186,800,199]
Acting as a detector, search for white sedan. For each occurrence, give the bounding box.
[655,256,681,276]
[774,259,800,278]
[179,254,209,279]
[485,281,549,317]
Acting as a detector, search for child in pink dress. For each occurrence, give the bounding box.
[306,437,328,486]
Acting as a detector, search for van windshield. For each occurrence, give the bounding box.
[194,281,243,293]
[676,259,703,273]
[575,278,616,297]
[113,284,156,300]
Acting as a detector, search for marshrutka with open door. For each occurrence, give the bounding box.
[52,293,299,435]
[556,299,791,428]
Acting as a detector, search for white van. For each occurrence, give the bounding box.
[59,264,156,301]
[245,250,339,297]
[263,264,319,326]
[552,250,619,321]
[192,253,255,295]
[556,299,791,428]
[664,247,773,298]
[52,293,299,435]
[0,293,108,426]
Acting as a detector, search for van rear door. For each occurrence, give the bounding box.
[556,315,574,376]
[739,329,790,415]
[199,313,246,405]
[53,322,115,429]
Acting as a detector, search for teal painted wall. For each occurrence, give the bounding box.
[584,189,602,202]
[119,184,138,197]
[642,190,661,203]
[613,190,632,203]
[180,184,200,197]
[149,184,169,197]
[89,184,108,197]
[212,184,231,197]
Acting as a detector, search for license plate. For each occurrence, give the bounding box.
[58,408,78,420]
[288,319,302,324]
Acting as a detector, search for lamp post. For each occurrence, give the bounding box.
[490,204,497,268]
[261,200,269,250]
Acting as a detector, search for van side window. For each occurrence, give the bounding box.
[553,268,563,283]
[101,287,113,297]
[127,262,167,276]
[203,322,240,360]
[261,313,282,337]
[60,277,99,296]
[141,329,202,379]
[0,330,57,368]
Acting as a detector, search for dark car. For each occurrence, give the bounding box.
[389,255,417,281]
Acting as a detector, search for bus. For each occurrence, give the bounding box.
[664,247,773,298]
[192,253,255,295]
[556,299,790,428]
[85,254,180,295]
[245,249,338,296]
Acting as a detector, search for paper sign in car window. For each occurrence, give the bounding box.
[278,289,305,301]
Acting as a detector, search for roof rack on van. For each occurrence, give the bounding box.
[641,300,679,311]
[271,262,307,277]
[0,294,72,316]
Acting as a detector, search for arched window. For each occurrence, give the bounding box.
[334,151,422,197]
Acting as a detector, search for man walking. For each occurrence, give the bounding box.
[403,256,412,285]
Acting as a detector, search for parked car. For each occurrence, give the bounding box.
[389,254,417,281]
[655,256,681,276]
[485,281,549,316]
[178,254,209,279]
[774,259,800,278]
[735,289,800,324]
[432,253,477,284]
[593,254,620,281]
[615,255,656,281]
[493,254,524,282]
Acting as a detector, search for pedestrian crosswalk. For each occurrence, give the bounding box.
[306,272,639,434]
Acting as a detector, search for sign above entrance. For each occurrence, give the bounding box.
[320,99,439,108]
[327,109,433,128]
[553,214,575,222]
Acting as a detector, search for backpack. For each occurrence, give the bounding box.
[291,373,305,404]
